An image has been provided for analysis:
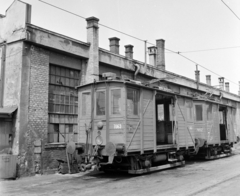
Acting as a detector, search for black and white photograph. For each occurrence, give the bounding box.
[0,0,240,195]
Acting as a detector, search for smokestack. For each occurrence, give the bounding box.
[206,75,211,86]
[195,70,200,82]
[148,46,157,66]
[219,77,224,90]
[225,82,229,92]
[156,39,165,70]
[109,37,120,54]
[125,45,134,59]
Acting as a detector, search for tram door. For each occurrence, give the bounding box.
[156,95,174,145]
[219,106,227,141]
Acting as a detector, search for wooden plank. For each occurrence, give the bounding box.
[126,98,152,150]
[143,131,153,136]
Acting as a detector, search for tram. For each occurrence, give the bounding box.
[76,73,237,174]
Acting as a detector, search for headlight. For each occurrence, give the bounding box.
[95,135,103,145]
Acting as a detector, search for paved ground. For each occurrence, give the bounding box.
[1,143,240,196]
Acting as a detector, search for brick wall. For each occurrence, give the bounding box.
[19,45,50,176]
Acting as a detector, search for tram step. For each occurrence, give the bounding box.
[168,158,178,162]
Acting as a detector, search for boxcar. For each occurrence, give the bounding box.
[76,77,237,174]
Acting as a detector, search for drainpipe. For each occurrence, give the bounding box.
[239,81,240,96]
[134,64,140,80]
[0,43,6,107]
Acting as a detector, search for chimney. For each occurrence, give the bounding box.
[85,16,99,84]
[195,70,200,82]
[156,39,165,70]
[219,77,224,90]
[225,82,229,92]
[206,75,211,86]
[125,45,134,59]
[148,46,157,66]
[109,37,120,54]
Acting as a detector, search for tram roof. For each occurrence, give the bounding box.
[76,79,192,98]
[76,80,237,108]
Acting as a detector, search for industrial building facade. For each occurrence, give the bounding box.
[0,1,240,176]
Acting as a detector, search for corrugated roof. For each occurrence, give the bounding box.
[0,106,18,115]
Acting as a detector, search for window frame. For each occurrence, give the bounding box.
[126,87,140,117]
[48,123,77,143]
[48,64,80,115]
[81,91,91,117]
[186,99,193,121]
[110,88,122,116]
[206,103,213,121]
[95,89,106,117]
[48,64,80,144]
[195,104,203,122]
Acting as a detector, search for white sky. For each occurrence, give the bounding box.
[1,0,240,94]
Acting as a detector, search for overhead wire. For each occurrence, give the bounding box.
[38,0,239,87]
[221,0,240,21]
[178,46,240,54]
[147,41,239,85]
[38,0,145,42]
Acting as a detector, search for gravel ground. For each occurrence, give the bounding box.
[1,143,240,196]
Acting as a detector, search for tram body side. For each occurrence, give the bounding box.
[76,81,237,173]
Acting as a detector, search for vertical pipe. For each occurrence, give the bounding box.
[238,81,240,96]
[0,43,6,107]
[144,40,147,73]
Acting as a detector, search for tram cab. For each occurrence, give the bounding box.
[76,77,184,174]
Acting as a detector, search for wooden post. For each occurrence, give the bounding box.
[153,91,157,153]
[140,89,144,154]
[106,83,110,142]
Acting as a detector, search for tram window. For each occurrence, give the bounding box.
[157,104,164,121]
[186,100,193,120]
[82,92,91,116]
[111,89,121,115]
[195,105,203,121]
[127,88,139,115]
[207,103,213,120]
[96,91,106,116]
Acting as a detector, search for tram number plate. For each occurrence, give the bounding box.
[114,124,122,129]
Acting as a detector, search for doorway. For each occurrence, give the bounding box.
[219,106,227,141]
[156,95,174,145]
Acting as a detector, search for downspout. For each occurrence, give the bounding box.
[134,63,140,80]
[0,42,6,107]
